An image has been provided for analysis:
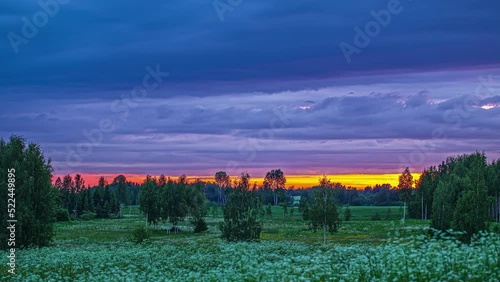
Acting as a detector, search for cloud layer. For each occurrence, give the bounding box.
[2,68,500,177]
[2,0,500,90]
[1,0,500,181]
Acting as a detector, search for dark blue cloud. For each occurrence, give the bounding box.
[1,0,500,94]
[2,1,500,178]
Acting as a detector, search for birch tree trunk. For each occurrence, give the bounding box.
[421,195,424,220]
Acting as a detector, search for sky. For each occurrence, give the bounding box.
[1,0,500,187]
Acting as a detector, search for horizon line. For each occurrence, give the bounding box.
[52,173,422,189]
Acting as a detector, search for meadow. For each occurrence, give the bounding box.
[2,206,499,281]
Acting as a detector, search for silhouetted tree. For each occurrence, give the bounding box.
[264,169,286,206]
[114,174,128,205]
[398,167,413,222]
[215,171,230,206]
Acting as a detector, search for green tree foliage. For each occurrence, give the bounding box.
[398,167,413,222]
[75,177,129,218]
[486,160,500,223]
[102,185,112,218]
[412,167,438,219]
[74,174,85,193]
[137,175,210,233]
[93,180,104,218]
[138,176,161,230]
[162,176,189,228]
[61,174,75,214]
[187,180,209,233]
[220,172,262,241]
[77,188,93,216]
[0,135,58,249]
[308,175,340,245]
[264,169,286,206]
[427,152,493,241]
[113,175,128,205]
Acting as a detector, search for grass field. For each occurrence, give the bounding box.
[2,206,499,281]
[54,205,415,244]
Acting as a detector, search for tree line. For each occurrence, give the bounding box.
[1,135,498,248]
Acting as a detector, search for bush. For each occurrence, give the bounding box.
[344,206,351,221]
[131,228,151,244]
[371,213,381,221]
[79,211,97,221]
[55,208,70,222]
[193,218,208,233]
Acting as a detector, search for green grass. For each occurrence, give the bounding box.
[345,205,403,221]
[53,205,422,246]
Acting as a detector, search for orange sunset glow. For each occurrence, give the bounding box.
[55,173,422,189]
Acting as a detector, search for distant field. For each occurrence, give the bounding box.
[2,205,499,281]
[52,205,420,245]
[85,205,407,242]
[122,205,404,220]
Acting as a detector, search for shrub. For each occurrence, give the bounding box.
[55,208,70,222]
[193,218,208,233]
[131,227,151,244]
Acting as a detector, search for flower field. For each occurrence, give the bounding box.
[2,231,499,281]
